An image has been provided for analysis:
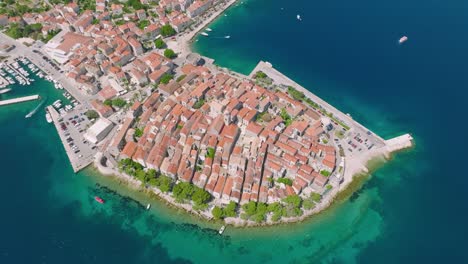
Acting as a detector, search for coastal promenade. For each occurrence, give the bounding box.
[0,95,39,106]
[0,33,92,109]
[249,61,387,145]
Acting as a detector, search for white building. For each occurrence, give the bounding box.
[84,118,114,144]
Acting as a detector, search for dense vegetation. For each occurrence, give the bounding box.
[104,98,127,108]
[118,159,174,192]
[0,1,49,17]
[172,182,211,209]
[212,201,237,220]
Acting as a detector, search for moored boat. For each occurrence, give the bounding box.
[218,225,226,235]
[201,32,209,36]
[146,203,151,210]
[95,196,105,204]
[0,88,11,94]
[45,112,52,123]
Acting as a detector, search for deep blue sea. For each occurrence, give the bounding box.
[1,0,468,263]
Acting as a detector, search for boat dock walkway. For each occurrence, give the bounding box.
[48,106,96,173]
[0,94,39,106]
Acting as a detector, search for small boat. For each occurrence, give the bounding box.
[225,35,231,39]
[399,36,408,44]
[201,32,209,36]
[218,225,226,235]
[45,112,52,123]
[94,196,105,204]
[25,98,46,118]
[0,88,11,94]
[206,28,212,32]
[297,14,302,21]
[146,203,151,210]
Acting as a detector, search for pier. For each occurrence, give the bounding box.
[48,106,96,173]
[0,95,40,106]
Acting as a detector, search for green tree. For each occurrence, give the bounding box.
[193,99,205,109]
[112,98,127,108]
[302,198,316,210]
[280,108,292,126]
[224,201,237,217]
[134,127,143,138]
[242,201,257,216]
[254,71,267,79]
[163,48,176,59]
[159,73,173,84]
[192,187,211,206]
[85,110,99,119]
[277,177,293,186]
[172,182,195,202]
[206,147,215,159]
[153,175,173,193]
[138,19,150,29]
[103,99,112,106]
[212,206,224,220]
[310,192,322,202]
[154,38,165,49]
[160,24,176,37]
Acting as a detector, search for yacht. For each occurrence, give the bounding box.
[399,36,408,44]
[206,28,212,32]
[45,112,53,123]
[201,32,209,36]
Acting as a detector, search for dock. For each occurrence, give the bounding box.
[48,106,96,173]
[0,94,39,106]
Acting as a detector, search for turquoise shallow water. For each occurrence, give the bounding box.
[1,0,468,263]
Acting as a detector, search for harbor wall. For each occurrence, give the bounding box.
[0,95,39,106]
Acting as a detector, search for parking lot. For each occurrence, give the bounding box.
[49,106,98,172]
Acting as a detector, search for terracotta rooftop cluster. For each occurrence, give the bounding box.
[113,65,338,205]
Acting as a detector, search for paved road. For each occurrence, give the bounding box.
[0,33,93,109]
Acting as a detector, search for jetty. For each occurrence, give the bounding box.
[48,106,95,173]
[0,94,39,106]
